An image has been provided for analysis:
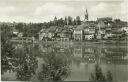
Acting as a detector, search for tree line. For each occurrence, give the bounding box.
[52,16,82,26]
[1,17,127,39]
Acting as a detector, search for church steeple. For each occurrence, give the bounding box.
[84,9,88,21]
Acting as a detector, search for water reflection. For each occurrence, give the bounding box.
[90,64,113,81]
[2,42,128,81]
[38,43,71,81]
[38,43,128,81]
[72,44,128,65]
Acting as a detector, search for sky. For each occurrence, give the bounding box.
[0,0,128,23]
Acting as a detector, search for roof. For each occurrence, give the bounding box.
[56,27,63,33]
[47,26,58,33]
[39,26,58,33]
[97,21,106,28]
[75,21,96,30]
[13,29,19,32]
[75,25,84,30]
[39,28,45,32]
[39,28,46,34]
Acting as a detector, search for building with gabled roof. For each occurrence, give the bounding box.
[39,26,58,41]
[73,25,84,41]
[74,20,96,41]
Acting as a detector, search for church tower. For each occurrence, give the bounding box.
[84,9,88,21]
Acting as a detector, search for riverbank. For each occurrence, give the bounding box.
[10,39,128,45]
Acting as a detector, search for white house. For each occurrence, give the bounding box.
[13,29,19,35]
[18,32,23,37]
[121,27,128,34]
[74,25,83,41]
[39,29,46,41]
[84,34,94,40]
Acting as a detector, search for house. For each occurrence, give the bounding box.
[60,30,72,41]
[105,27,112,32]
[97,21,106,34]
[74,21,96,41]
[18,32,23,37]
[13,31,19,35]
[121,27,128,34]
[12,29,19,37]
[103,27,113,39]
[84,34,94,40]
[83,22,96,40]
[84,26,95,40]
[48,25,74,41]
[96,20,108,39]
[39,29,46,41]
[88,26,95,34]
[73,25,83,41]
[111,28,126,39]
[48,26,57,38]
[97,21,106,29]
[39,26,57,41]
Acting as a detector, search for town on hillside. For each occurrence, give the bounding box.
[39,9,128,42]
[1,9,128,43]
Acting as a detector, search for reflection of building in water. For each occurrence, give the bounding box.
[73,46,83,58]
[104,63,128,81]
[39,44,54,53]
[83,47,94,53]
[39,42,73,55]
[39,42,128,65]
[82,47,96,63]
[104,47,127,60]
[73,46,97,64]
[99,46,128,65]
[72,45,128,65]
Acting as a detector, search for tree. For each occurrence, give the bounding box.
[1,24,16,74]
[114,19,121,23]
[57,18,64,26]
[54,16,58,26]
[76,16,81,25]
[64,17,68,25]
[1,25,38,80]
[15,23,24,32]
[67,16,73,25]
[113,19,127,28]
[97,17,112,24]
[106,71,113,81]
[73,19,77,25]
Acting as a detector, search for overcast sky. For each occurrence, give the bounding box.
[0,0,128,23]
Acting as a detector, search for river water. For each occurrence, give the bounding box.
[1,42,128,81]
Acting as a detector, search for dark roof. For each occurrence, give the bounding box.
[48,26,58,33]
[75,21,96,30]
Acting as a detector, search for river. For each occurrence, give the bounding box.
[1,42,128,81]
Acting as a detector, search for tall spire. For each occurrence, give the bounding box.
[85,9,88,21]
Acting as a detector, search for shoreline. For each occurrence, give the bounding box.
[10,39,128,45]
[39,40,128,45]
